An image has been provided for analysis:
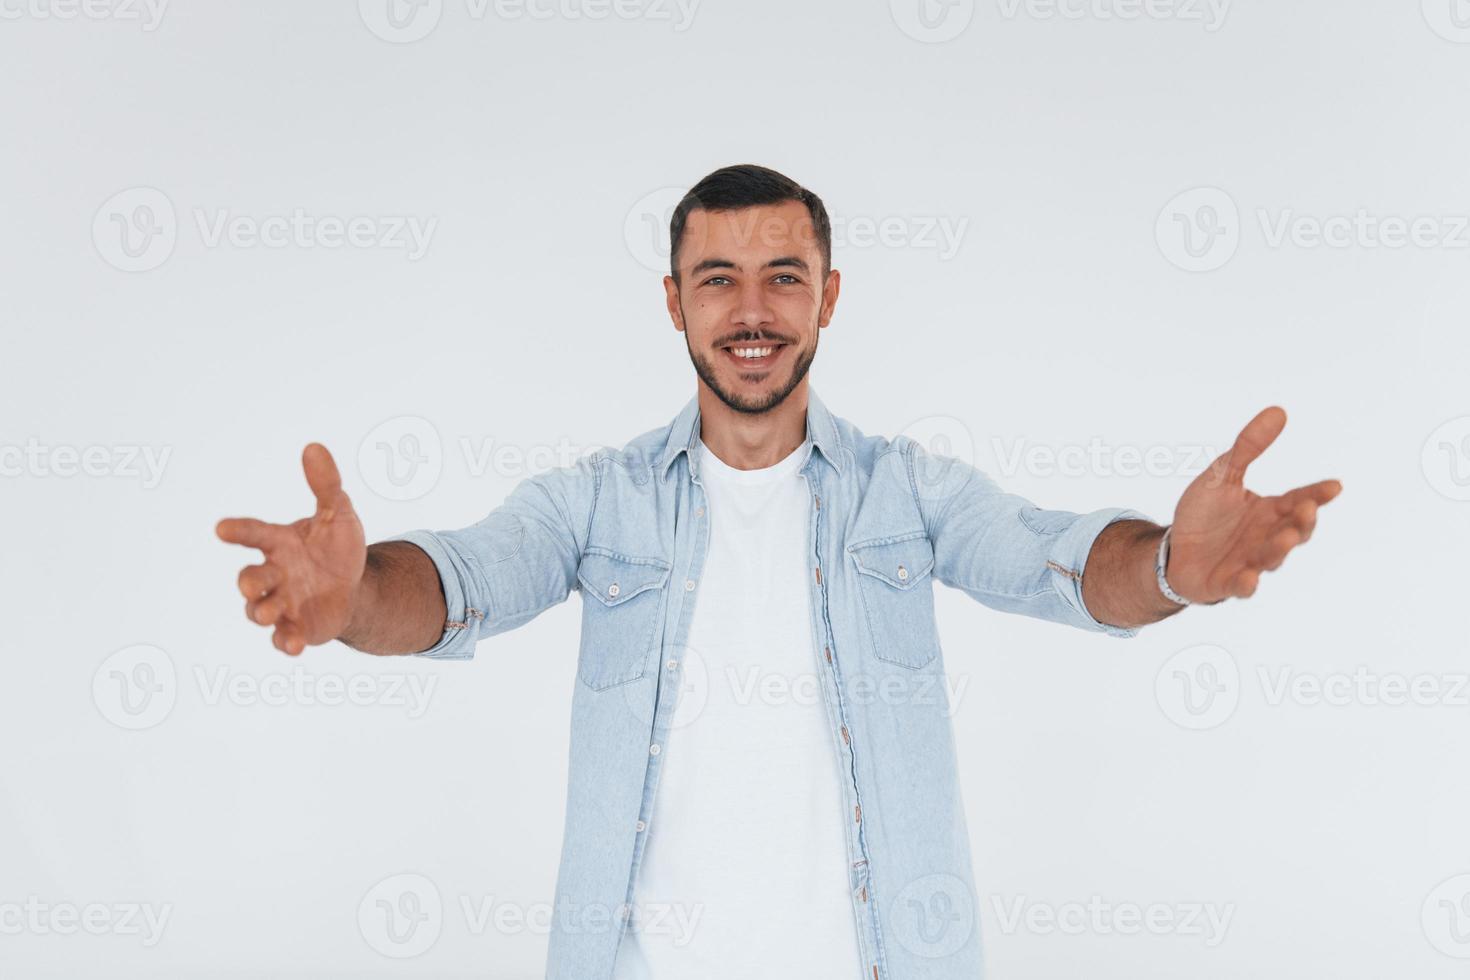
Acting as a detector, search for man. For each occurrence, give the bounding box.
[217,164,1339,979]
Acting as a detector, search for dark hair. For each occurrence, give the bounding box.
[668,164,831,283]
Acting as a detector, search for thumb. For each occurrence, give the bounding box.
[1214,406,1287,486]
[302,443,345,518]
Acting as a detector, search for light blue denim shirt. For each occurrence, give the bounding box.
[391,388,1149,980]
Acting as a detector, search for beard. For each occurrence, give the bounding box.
[683,313,818,416]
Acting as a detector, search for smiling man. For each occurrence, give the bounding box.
[217,164,1340,980]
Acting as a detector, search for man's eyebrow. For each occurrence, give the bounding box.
[688,255,811,276]
[690,257,737,276]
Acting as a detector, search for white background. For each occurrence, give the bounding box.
[3,1,1469,977]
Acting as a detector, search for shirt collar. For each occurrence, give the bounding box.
[659,387,845,478]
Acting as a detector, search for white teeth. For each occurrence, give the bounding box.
[731,346,775,358]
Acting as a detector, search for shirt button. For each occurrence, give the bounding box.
[608,583,621,597]
[649,743,661,755]
[696,506,705,517]
[666,659,679,670]
[897,565,909,581]
[685,579,696,591]
[636,820,647,832]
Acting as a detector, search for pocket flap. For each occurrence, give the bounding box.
[577,549,672,607]
[848,534,935,590]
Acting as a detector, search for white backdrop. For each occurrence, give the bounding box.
[3,1,1469,977]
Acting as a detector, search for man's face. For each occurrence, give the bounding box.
[665,200,840,415]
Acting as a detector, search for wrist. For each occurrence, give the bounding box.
[337,555,373,646]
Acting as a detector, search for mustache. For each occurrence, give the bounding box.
[715,332,795,347]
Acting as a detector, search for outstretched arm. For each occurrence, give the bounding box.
[1082,407,1342,629]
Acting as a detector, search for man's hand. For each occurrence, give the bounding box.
[1167,407,1341,604]
[216,443,366,655]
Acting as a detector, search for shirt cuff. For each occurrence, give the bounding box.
[1044,507,1156,638]
[385,529,482,661]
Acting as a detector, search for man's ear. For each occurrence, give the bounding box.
[818,268,841,328]
[663,275,685,332]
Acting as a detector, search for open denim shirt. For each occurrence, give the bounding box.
[391,389,1148,979]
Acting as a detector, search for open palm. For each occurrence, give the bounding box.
[216,444,366,654]
[1166,407,1341,604]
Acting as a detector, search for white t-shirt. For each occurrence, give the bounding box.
[611,436,864,980]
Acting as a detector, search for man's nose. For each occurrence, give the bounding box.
[731,281,775,329]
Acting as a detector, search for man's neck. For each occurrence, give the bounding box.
[696,379,809,472]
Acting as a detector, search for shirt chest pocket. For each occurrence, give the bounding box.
[574,548,672,691]
[847,532,941,670]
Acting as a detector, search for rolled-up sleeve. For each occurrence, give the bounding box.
[906,438,1154,638]
[386,454,598,660]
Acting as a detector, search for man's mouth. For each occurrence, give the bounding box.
[721,342,787,371]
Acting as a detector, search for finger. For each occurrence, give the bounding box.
[1280,478,1342,509]
[217,517,287,551]
[274,622,305,656]
[1230,567,1260,598]
[1289,498,1318,544]
[1258,525,1304,571]
[237,563,284,600]
[302,443,345,518]
[1221,406,1288,485]
[251,593,288,627]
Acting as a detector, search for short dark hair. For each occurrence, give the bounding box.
[668,164,832,283]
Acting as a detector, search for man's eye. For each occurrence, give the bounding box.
[703,276,731,286]
[773,274,800,284]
